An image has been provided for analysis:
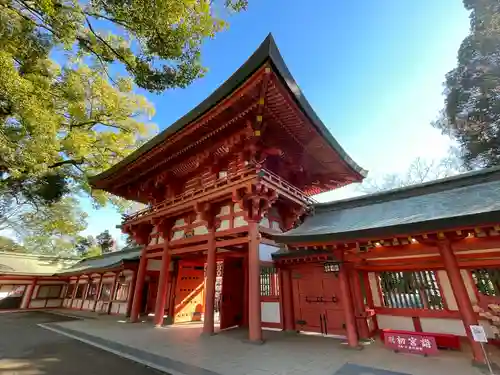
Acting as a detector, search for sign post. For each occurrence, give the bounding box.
[470,325,495,375]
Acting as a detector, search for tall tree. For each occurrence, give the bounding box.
[96,230,114,253]
[0,0,247,246]
[0,236,26,253]
[433,0,500,169]
[359,155,464,193]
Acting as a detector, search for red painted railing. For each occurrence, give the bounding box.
[258,168,317,205]
[122,167,314,225]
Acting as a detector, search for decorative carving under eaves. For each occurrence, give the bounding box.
[194,202,221,230]
[278,203,312,231]
[123,222,153,245]
[232,183,279,222]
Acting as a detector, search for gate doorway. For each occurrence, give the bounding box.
[0,285,26,310]
[219,257,244,330]
[173,261,205,323]
[291,264,346,336]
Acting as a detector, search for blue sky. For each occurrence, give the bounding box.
[82,0,471,245]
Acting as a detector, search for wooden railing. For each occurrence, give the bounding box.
[258,168,316,205]
[122,166,314,224]
[123,166,256,223]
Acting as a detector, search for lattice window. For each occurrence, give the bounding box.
[378,270,444,310]
[99,283,113,301]
[37,285,62,299]
[75,284,86,299]
[471,268,500,297]
[114,282,130,301]
[65,284,75,298]
[86,282,99,300]
[260,266,279,297]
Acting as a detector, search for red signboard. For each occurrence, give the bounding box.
[384,332,439,356]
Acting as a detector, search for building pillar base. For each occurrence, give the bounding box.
[472,358,499,373]
[154,315,174,327]
[341,343,364,351]
[200,331,217,338]
[241,338,266,345]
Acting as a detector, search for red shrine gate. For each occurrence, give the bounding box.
[89,34,367,345]
[170,257,245,329]
[173,261,205,323]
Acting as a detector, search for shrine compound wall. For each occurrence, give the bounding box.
[368,267,500,338]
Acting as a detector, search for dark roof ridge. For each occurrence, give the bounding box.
[78,246,141,263]
[315,166,500,212]
[89,33,366,184]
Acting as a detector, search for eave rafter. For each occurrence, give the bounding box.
[278,225,500,266]
[97,65,268,193]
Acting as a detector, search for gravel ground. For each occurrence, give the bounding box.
[0,311,163,375]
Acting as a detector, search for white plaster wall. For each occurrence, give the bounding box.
[376,315,414,331]
[111,302,127,315]
[46,299,62,308]
[461,269,477,304]
[261,301,280,323]
[368,272,381,307]
[420,318,466,336]
[82,300,93,310]
[233,216,247,228]
[437,271,458,310]
[29,300,46,308]
[419,317,497,338]
[147,259,161,271]
[147,259,173,272]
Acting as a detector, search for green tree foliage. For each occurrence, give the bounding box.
[74,234,101,257]
[2,0,247,92]
[96,229,114,253]
[21,196,88,255]
[0,235,26,252]
[434,0,500,168]
[0,0,247,251]
[359,155,464,193]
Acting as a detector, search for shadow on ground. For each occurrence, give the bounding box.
[0,311,162,375]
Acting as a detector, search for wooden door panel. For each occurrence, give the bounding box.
[220,257,244,329]
[324,308,346,335]
[174,263,205,323]
[292,265,324,333]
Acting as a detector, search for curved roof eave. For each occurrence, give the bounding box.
[89,33,367,187]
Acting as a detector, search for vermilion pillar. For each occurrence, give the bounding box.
[108,273,119,314]
[154,241,171,326]
[93,274,104,312]
[280,268,295,331]
[130,246,148,323]
[243,254,249,327]
[203,228,217,335]
[126,270,137,317]
[438,240,485,363]
[167,261,178,323]
[350,268,370,339]
[70,276,79,309]
[81,274,90,310]
[21,278,37,309]
[339,263,359,348]
[248,220,263,342]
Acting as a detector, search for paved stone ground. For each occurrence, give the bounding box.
[0,311,163,375]
[42,312,493,375]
